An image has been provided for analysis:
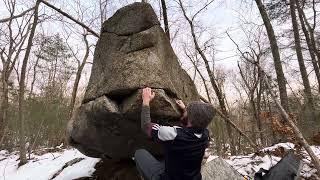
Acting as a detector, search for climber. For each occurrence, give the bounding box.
[134,87,215,180]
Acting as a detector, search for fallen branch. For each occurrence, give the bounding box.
[200,96,259,151]
[50,157,85,179]
[39,0,99,38]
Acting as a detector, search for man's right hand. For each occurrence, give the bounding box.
[142,87,155,106]
[175,99,186,110]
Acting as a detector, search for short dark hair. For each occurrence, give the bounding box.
[186,102,215,129]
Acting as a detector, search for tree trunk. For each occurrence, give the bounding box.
[160,0,170,40]
[254,0,289,112]
[69,34,89,117]
[18,0,40,166]
[290,0,315,117]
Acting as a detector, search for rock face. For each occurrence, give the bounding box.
[68,2,199,159]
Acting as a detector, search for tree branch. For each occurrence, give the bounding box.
[39,0,99,38]
[0,6,35,23]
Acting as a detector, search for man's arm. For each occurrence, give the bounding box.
[141,87,155,137]
[141,87,178,142]
[141,104,155,137]
[176,99,188,126]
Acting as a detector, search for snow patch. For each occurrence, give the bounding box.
[0,148,100,180]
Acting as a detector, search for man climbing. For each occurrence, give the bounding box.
[134,87,215,180]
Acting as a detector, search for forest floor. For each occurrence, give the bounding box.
[0,143,319,180]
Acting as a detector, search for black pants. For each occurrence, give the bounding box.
[134,149,165,180]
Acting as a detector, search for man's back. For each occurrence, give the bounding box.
[154,126,209,180]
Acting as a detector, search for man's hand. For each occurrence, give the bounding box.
[175,99,186,110]
[142,87,155,106]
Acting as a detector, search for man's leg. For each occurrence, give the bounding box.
[134,149,164,180]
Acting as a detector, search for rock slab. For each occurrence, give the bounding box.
[68,2,199,159]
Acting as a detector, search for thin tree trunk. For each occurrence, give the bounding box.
[160,0,170,39]
[99,0,108,26]
[254,0,289,112]
[290,0,315,116]
[18,0,40,166]
[256,78,264,145]
[69,34,89,117]
[184,49,211,103]
[52,51,58,88]
[0,73,9,144]
[29,56,40,97]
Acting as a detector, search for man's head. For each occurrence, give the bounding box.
[181,102,215,129]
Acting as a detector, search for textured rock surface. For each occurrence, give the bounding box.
[68,2,199,159]
[201,158,243,180]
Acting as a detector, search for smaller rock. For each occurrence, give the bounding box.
[201,158,243,180]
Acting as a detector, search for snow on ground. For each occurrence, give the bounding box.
[0,143,319,180]
[0,147,100,180]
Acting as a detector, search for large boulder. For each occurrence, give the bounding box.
[68,2,199,159]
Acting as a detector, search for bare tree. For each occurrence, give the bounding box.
[178,0,260,153]
[226,27,267,146]
[18,0,40,166]
[69,34,90,116]
[238,61,264,145]
[296,0,320,92]
[254,0,289,112]
[0,0,33,145]
[289,0,315,117]
[299,0,320,71]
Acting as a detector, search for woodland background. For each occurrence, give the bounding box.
[0,0,320,170]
